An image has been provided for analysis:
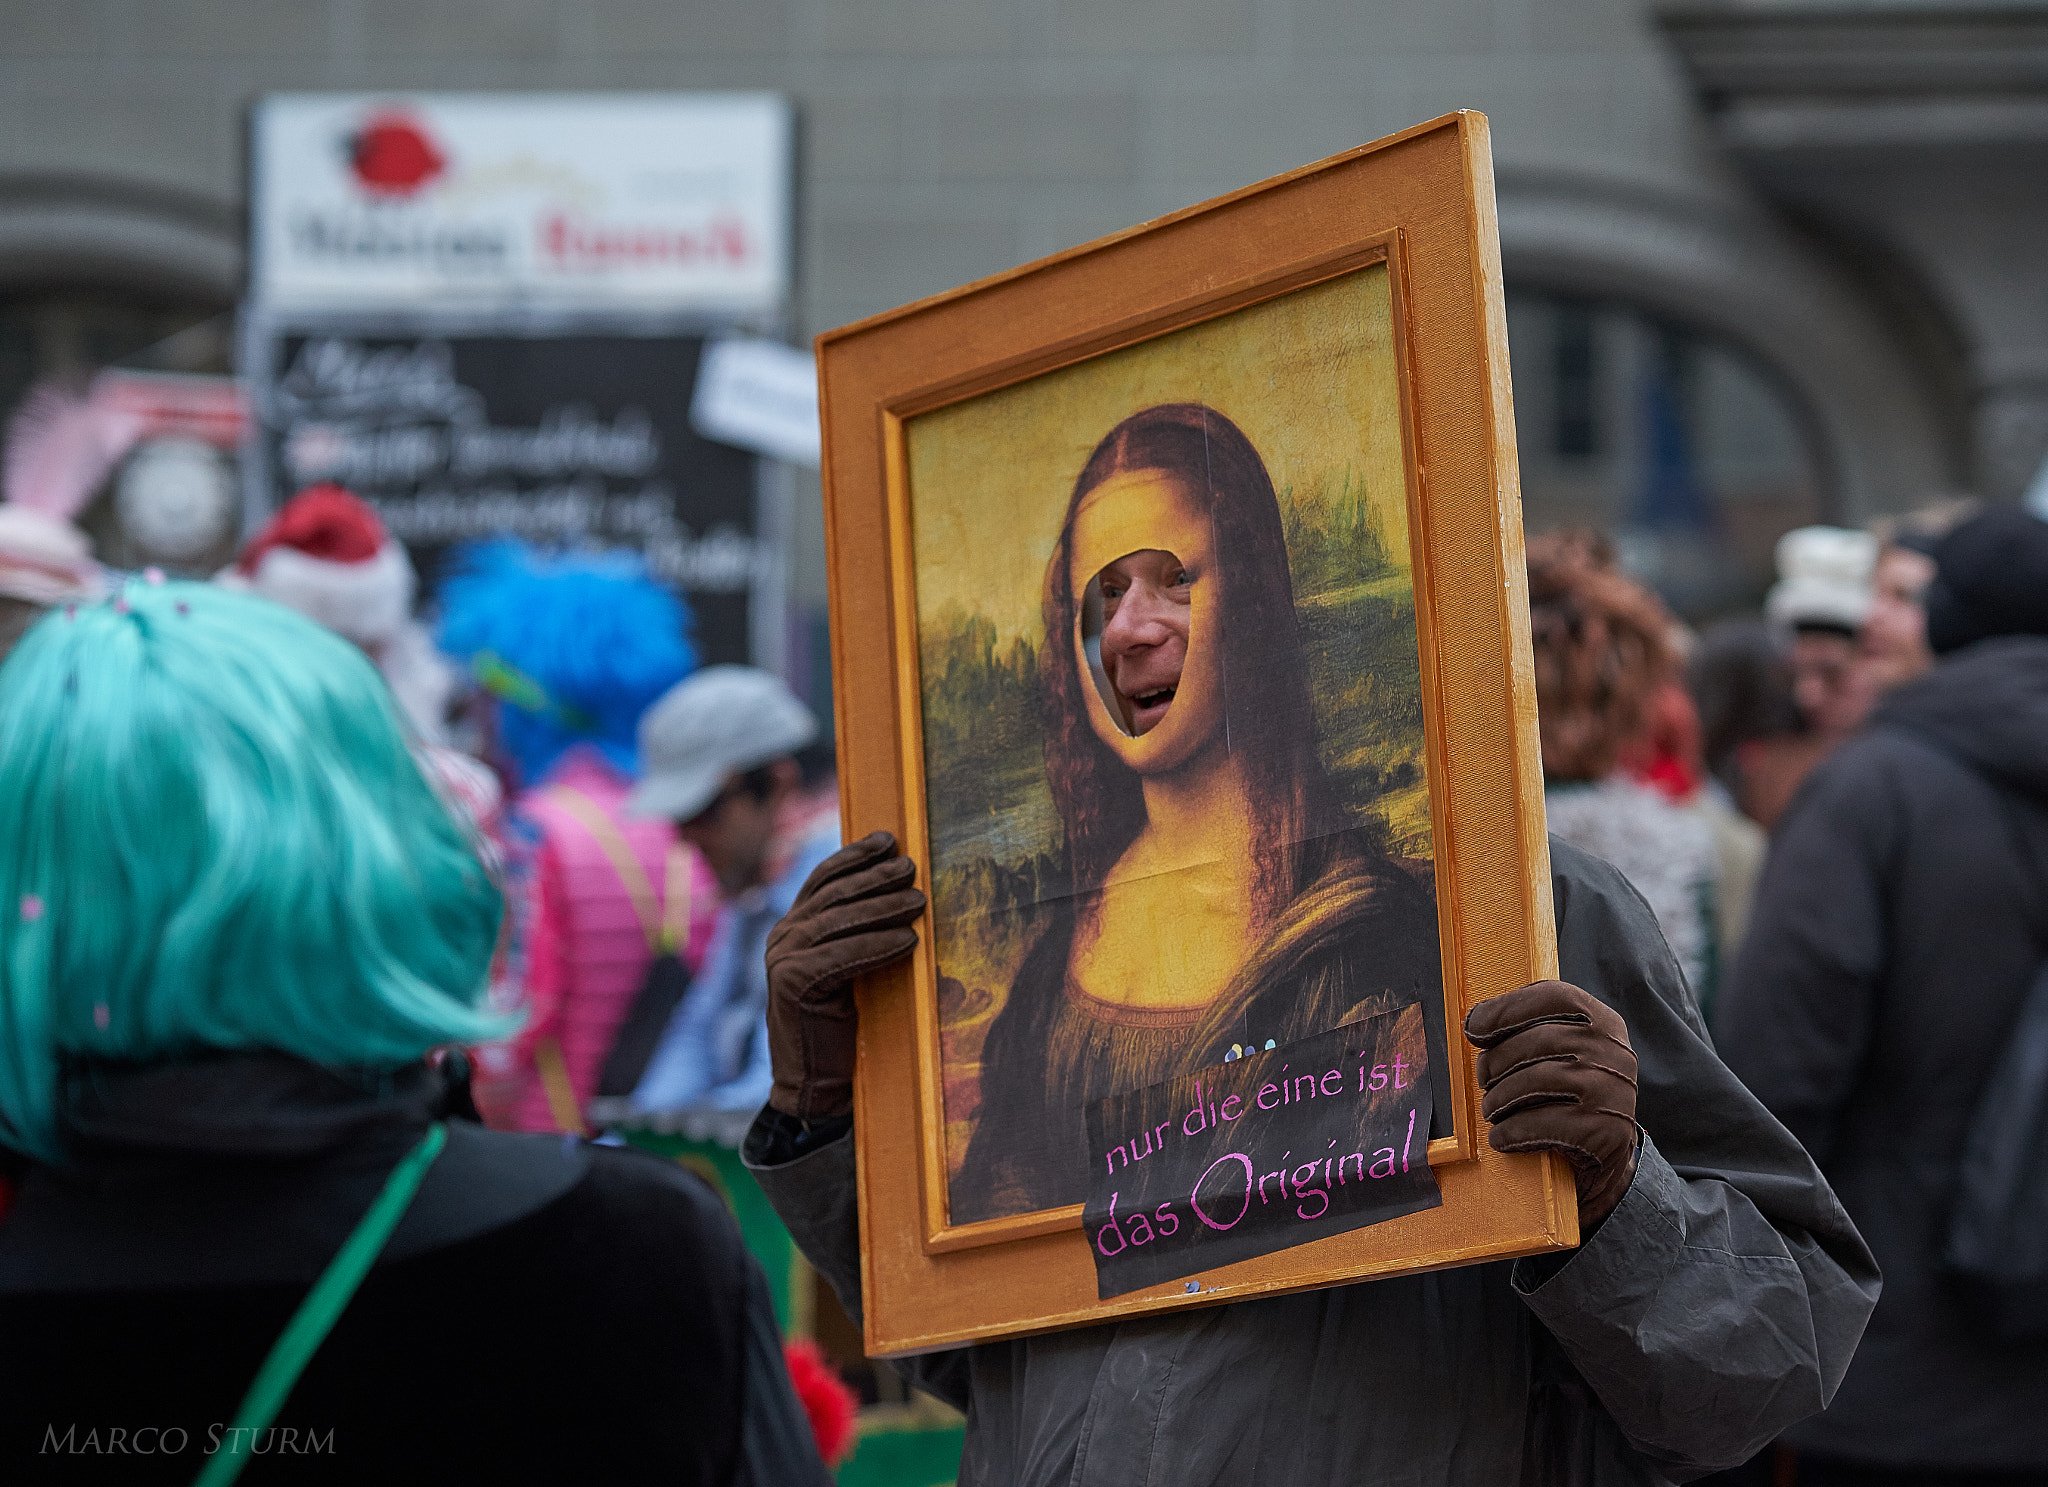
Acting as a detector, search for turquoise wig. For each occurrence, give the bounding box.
[0,580,507,1161]
[436,541,697,789]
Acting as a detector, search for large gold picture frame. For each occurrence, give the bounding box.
[818,111,1573,1355]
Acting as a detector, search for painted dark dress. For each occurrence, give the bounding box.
[951,845,1446,1223]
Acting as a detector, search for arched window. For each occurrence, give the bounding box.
[1508,291,1827,621]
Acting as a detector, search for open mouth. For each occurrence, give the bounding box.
[1125,685,1176,734]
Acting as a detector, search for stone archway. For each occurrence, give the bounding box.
[0,175,240,304]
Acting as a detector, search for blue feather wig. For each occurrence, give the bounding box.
[436,541,697,789]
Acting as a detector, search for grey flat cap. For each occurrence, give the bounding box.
[626,665,819,821]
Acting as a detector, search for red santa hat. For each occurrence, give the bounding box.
[226,484,414,647]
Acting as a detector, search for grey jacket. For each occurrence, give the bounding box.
[748,839,1879,1485]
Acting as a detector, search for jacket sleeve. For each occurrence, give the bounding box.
[1714,750,1894,1167]
[1516,838,1880,1481]
[742,1115,977,1411]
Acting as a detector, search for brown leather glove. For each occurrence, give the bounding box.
[765,831,926,1124]
[1463,979,1640,1229]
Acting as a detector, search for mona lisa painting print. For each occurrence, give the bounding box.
[819,112,1577,1353]
[910,269,1451,1225]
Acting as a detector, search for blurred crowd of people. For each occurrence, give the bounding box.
[3,353,2048,1483]
[0,386,860,1480]
[1527,501,1974,1020]
[1526,500,2048,1484]
[0,387,835,1164]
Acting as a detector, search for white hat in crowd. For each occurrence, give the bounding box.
[1766,525,1877,636]
[628,665,818,822]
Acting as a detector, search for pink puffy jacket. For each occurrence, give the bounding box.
[504,750,719,1134]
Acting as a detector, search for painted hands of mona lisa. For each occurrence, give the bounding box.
[1463,981,1640,1229]
[765,832,926,1123]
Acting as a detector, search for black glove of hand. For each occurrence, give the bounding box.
[1463,979,1640,1228]
[764,831,926,1124]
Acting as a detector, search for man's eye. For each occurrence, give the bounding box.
[1171,569,1192,587]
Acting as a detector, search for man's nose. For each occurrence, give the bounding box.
[1103,584,1175,651]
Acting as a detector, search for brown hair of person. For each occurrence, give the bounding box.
[1525,529,1676,782]
[1038,403,1354,928]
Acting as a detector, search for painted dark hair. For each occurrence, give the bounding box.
[1040,402,1353,928]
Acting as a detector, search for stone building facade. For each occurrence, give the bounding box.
[0,0,2033,620]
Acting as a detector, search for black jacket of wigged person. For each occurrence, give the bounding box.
[0,1054,833,1485]
[1718,635,2048,1470]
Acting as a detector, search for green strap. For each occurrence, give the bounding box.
[194,1122,448,1487]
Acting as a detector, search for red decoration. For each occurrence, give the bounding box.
[348,112,445,197]
[237,485,388,575]
[782,1339,859,1467]
[1619,679,1706,804]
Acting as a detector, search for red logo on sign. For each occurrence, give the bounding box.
[347,111,445,197]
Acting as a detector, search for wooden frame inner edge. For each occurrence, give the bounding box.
[877,229,1480,1257]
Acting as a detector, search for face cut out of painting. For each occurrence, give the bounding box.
[1083,549,1192,738]
[1069,467,1223,776]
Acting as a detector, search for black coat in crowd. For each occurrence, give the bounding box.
[0,1054,832,1485]
[1719,636,2048,1471]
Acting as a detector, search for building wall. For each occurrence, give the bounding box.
[0,0,1727,335]
[0,0,1977,624]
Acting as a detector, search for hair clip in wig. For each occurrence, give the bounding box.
[112,596,130,615]
[470,649,595,733]
[92,1002,109,1030]
[18,894,42,922]
[143,567,165,584]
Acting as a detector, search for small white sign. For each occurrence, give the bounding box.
[690,338,820,468]
[251,92,791,314]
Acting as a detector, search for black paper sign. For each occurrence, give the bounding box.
[1080,1003,1442,1298]
[253,332,761,665]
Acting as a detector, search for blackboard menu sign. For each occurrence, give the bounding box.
[249,331,766,667]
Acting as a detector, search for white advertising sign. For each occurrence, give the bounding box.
[251,92,791,315]
[690,338,820,469]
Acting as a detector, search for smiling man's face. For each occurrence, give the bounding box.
[1095,549,1192,736]
[1067,467,1223,775]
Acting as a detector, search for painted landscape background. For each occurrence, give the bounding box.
[904,264,1436,1190]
